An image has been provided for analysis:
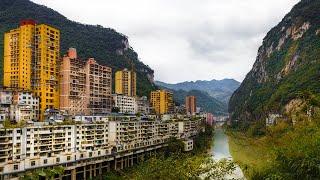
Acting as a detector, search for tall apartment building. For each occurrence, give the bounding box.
[60,48,87,115]
[4,20,34,90]
[60,48,112,115]
[150,90,174,115]
[206,113,214,126]
[185,96,196,115]
[115,69,136,97]
[3,20,60,121]
[86,58,112,114]
[112,94,137,114]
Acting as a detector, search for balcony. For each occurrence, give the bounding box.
[39,147,51,152]
[0,139,12,145]
[39,135,52,139]
[38,130,51,134]
[38,141,52,145]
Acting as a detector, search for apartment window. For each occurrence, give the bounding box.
[43,159,47,164]
[31,161,35,166]
[56,158,60,163]
[67,156,71,161]
[80,154,84,158]
[14,165,18,170]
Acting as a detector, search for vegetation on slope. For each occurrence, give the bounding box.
[229,0,320,122]
[227,129,274,178]
[226,108,320,179]
[0,0,156,96]
[156,79,240,103]
[158,84,228,115]
[173,89,228,115]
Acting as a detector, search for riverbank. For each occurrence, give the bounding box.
[226,120,320,179]
[227,131,273,178]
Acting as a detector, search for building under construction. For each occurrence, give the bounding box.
[60,48,112,115]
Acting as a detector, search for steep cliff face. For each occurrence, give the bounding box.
[0,0,156,96]
[229,0,320,122]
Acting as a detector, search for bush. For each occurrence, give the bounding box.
[250,122,320,179]
[246,120,266,137]
[266,120,292,137]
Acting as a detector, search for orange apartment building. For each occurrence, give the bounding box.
[60,48,112,115]
[186,96,196,115]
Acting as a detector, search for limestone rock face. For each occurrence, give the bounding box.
[229,0,320,122]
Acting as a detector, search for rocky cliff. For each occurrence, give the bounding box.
[229,0,320,122]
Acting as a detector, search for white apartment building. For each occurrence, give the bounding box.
[136,96,150,115]
[14,92,39,121]
[0,118,202,179]
[112,94,137,114]
[0,90,39,122]
[9,104,33,122]
[0,90,12,122]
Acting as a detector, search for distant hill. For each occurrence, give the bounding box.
[229,0,320,122]
[157,84,228,115]
[0,0,156,96]
[156,79,240,103]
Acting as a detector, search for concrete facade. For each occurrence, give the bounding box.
[136,96,150,115]
[112,94,137,114]
[115,69,136,97]
[186,96,197,116]
[0,90,39,122]
[60,48,112,115]
[3,20,60,121]
[0,118,202,179]
[150,90,174,115]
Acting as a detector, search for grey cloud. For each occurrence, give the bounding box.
[32,0,299,83]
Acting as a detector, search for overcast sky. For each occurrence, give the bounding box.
[32,0,299,83]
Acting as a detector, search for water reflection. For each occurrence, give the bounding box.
[212,128,245,179]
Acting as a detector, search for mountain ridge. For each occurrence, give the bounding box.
[156,78,240,103]
[157,85,228,115]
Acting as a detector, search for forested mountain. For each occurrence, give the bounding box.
[172,89,227,115]
[0,0,156,96]
[156,79,240,103]
[229,0,320,122]
[157,83,228,115]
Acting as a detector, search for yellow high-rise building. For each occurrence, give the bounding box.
[3,20,60,121]
[150,90,174,115]
[4,20,35,90]
[115,68,136,97]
